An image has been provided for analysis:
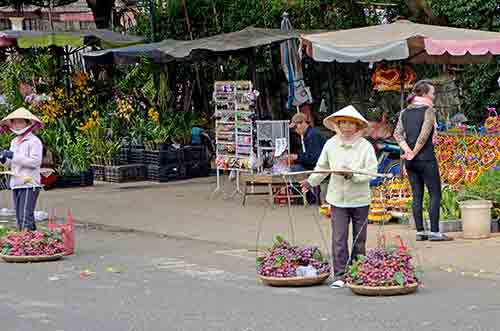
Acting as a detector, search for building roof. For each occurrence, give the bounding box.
[0,0,132,13]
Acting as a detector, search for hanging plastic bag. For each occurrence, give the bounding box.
[48,209,75,256]
[319,99,327,114]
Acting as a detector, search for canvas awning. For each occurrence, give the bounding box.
[0,29,144,49]
[83,27,299,64]
[301,20,500,64]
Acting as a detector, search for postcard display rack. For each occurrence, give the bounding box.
[255,120,291,173]
[214,81,255,194]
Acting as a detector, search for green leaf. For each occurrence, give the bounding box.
[273,255,285,268]
[256,256,264,267]
[414,268,424,282]
[274,235,284,245]
[393,272,405,286]
[312,249,323,262]
[349,261,359,278]
[1,245,10,255]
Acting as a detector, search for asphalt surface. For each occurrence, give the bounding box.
[1,225,499,331]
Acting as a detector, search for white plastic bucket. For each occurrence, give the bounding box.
[459,200,492,239]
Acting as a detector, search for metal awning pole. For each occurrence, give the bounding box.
[400,60,405,111]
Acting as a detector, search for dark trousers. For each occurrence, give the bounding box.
[290,164,321,205]
[331,206,369,279]
[13,188,41,231]
[405,159,441,233]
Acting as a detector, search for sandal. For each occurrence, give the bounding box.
[329,280,345,289]
[429,233,454,241]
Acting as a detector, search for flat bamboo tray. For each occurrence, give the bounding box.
[0,253,64,263]
[348,283,419,296]
[259,273,330,287]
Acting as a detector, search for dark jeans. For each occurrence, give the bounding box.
[405,159,441,233]
[331,206,369,279]
[13,188,41,231]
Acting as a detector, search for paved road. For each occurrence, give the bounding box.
[1,226,499,331]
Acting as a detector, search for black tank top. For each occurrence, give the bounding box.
[401,105,435,161]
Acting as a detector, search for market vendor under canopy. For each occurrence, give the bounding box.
[289,112,326,171]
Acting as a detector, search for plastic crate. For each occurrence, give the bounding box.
[185,161,210,178]
[129,147,145,164]
[183,145,207,162]
[54,170,94,188]
[146,164,186,182]
[103,164,146,183]
[91,165,105,181]
[144,148,183,166]
[119,146,130,165]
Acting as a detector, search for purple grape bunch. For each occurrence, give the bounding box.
[257,236,330,278]
[0,230,65,256]
[346,247,421,287]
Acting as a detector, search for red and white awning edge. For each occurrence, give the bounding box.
[302,36,500,63]
[424,38,500,56]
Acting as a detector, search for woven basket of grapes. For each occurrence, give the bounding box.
[257,236,331,287]
[348,282,418,296]
[0,253,64,263]
[346,242,421,296]
[0,230,66,263]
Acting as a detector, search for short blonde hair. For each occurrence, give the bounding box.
[291,113,307,124]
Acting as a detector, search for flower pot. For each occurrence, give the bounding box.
[459,200,493,239]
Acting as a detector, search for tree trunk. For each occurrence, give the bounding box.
[86,0,115,29]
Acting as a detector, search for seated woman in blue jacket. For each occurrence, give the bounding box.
[289,112,326,204]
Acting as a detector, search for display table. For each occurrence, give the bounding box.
[241,173,308,207]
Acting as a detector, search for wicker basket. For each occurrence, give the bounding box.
[348,283,419,296]
[259,273,330,287]
[0,253,64,263]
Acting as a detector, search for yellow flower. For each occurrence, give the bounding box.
[116,97,134,121]
[80,117,99,132]
[148,108,160,123]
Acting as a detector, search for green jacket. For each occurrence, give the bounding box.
[307,136,378,208]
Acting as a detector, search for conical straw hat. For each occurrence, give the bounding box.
[323,105,368,132]
[0,107,43,128]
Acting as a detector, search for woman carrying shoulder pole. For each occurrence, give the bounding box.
[301,105,378,288]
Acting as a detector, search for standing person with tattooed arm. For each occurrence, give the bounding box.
[394,80,452,242]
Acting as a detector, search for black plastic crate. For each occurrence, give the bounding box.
[183,146,207,162]
[104,164,146,183]
[91,165,105,181]
[185,161,210,178]
[119,146,130,165]
[144,148,183,166]
[146,164,186,182]
[54,170,94,188]
[129,147,145,164]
